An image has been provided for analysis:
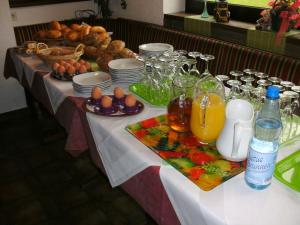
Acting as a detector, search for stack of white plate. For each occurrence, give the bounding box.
[139,43,174,56]
[108,58,144,85]
[72,71,112,94]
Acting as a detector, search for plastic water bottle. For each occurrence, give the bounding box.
[245,86,282,190]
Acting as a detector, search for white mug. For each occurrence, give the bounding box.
[216,99,254,162]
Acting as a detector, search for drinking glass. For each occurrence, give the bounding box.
[226,80,241,101]
[243,68,257,78]
[241,76,255,88]
[268,76,282,85]
[281,81,295,91]
[200,54,215,77]
[229,70,243,81]
[257,79,272,88]
[216,75,230,86]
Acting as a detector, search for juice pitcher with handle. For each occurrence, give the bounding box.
[190,72,226,143]
[216,99,254,162]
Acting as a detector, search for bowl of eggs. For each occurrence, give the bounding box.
[85,86,144,116]
[51,59,92,81]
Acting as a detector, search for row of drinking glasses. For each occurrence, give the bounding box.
[216,70,300,143]
[136,50,215,105]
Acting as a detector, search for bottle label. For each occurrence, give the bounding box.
[245,147,278,186]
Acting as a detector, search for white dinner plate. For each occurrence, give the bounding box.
[139,43,173,53]
[108,58,144,70]
[73,71,111,86]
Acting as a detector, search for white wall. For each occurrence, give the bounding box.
[163,0,186,14]
[109,0,185,25]
[0,0,26,114]
[11,1,94,26]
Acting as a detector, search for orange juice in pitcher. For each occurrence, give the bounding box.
[190,93,225,143]
[190,61,226,144]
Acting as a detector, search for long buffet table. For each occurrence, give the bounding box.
[4,48,300,225]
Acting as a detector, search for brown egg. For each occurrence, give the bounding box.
[68,59,77,64]
[52,62,60,72]
[85,62,91,71]
[79,65,87,74]
[67,66,76,75]
[91,86,102,100]
[78,59,86,65]
[64,63,71,70]
[58,59,65,65]
[57,65,66,75]
[73,62,81,71]
[101,96,113,108]
[114,87,125,99]
[125,94,137,107]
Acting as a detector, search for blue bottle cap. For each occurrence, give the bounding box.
[266,86,280,99]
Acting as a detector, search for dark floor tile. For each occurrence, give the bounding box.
[24,147,55,169]
[66,202,109,225]
[112,196,148,225]
[5,196,48,225]
[34,162,73,187]
[0,179,33,204]
[53,186,90,211]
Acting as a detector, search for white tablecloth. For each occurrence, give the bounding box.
[10,49,50,87]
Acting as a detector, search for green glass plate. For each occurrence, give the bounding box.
[129,83,169,106]
[274,150,300,192]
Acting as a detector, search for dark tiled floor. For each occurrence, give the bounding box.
[0,108,158,225]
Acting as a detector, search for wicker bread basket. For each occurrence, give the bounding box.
[36,43,84,66]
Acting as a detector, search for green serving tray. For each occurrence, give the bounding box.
[274,150,300,192]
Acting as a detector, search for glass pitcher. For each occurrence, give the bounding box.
[167,75,194,133]
[190,74,226,144]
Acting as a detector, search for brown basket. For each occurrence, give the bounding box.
[36,43,84,66]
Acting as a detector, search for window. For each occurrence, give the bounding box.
[186,0,268,23]
[227,0,269,8]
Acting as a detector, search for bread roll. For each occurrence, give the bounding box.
[84,46,98,60]
[60,24,68,30]
[119,48,136,58]
[50,20,62,30]
[101,36,111,46]
[46,30,62,39]
[106,40,125,54]
[96,52,114,72]
[37,30,47,39]
[70,24,82,31]
[67,31,80,42]
[91,26,106,33]
[80,26,91,40]
[98,32,110,42]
